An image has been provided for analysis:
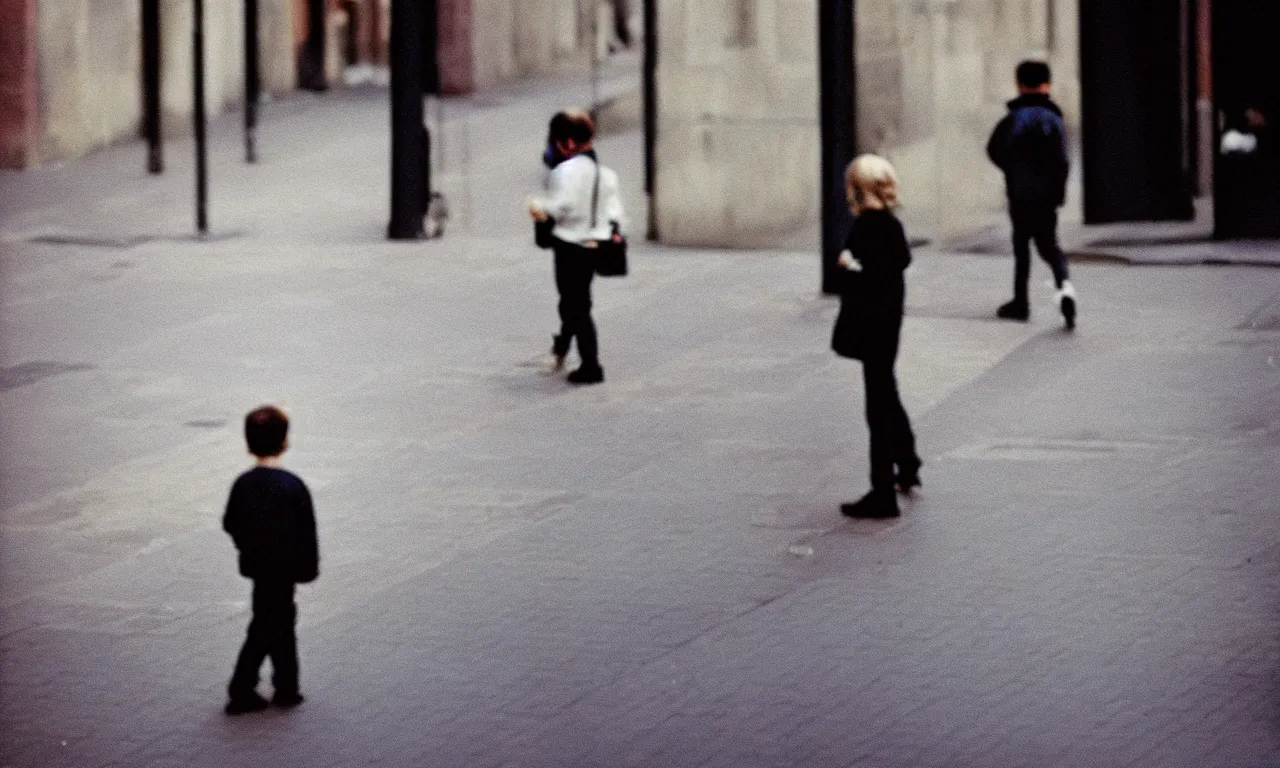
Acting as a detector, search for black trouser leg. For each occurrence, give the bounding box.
[1010,212,1034,304]
[862,358,914,491]
[1031,209,1070,288]
[553,243,599,368]
[229,581,297,698]
[1011,206,1069,296]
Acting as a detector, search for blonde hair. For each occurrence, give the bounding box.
[845,154,901,213]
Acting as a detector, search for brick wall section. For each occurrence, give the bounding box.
[0,0,36,169]
[437,0,474,94]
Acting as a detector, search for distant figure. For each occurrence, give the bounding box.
[528,110,626,385]
[612,0,633,49]
[223,406,319,715]
[987,60,1077,330]
[831,155,922,519]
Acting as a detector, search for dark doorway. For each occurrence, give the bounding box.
[1213,1,1280,238]
[1080,0,1194,223]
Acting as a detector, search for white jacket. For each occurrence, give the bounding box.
[542,154,627,244]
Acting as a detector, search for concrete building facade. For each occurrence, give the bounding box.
[0,0,603,169]
[651,0,821,248]
[0,0,296,169]
[650,0,1079,247]
[437,0,611,94]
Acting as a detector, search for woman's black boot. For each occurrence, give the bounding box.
[841,488,900,519]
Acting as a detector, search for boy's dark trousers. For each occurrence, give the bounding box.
[552,241,599,368]
[229,580,298,700]
[1010,204,1070,304]
[862,358,918,490]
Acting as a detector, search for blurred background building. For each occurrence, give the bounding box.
[1,1,1275,240]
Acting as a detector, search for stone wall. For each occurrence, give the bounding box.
[649,0,1079,247]
[439,0,591,94]
[856,0,1080,241]
[0,0,37,168]
[652,0,821,248]
[6,0,295,167]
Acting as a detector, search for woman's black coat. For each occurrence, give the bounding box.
[831,209,912,362]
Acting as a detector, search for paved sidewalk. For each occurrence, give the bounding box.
[3,66,1280,768]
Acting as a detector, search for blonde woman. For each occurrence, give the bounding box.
[830,154,921,518]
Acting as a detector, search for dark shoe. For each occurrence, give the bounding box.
[567,365,604,385]
[225,691,270,715]
[841,489,900,519]
[272,692,305,708]
[894,461,922,495]
[996,299,1029,321]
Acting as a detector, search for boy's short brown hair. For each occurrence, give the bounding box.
[548,109,595,145]
[245,405,289,457]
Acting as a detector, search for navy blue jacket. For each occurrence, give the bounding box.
[986,94,1069,209]
[223,467,319,584]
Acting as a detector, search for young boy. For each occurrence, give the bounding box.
[223,405,319,715]
[986,60,1077,329]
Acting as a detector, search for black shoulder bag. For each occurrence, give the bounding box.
[534,216,556,250]
[590,159,628,277]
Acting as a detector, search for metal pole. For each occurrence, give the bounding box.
[194,0,209,235]
[818,0,855,294]
[301,0,327,90]
[387,0,426,240]
[590,2,600,116]
[244,0,260,163]
[143,0,163,173]
[643,0,656,241]
[1195,0,1213,197]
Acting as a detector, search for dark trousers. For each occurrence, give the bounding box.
[229,580,298,698]
[552,241,599,368]
[1010,205,1070,303]
[862,358,919,491]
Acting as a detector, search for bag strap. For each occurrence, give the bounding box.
[590,156,600,230]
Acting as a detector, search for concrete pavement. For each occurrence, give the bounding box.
[2,66,1280,768]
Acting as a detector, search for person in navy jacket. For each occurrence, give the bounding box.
[987,60,1077,329]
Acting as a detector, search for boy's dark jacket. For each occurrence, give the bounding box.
[831,209,911,362]
[223,466,319,583]
[986,93,1069,209]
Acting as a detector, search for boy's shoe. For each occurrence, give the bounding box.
[225,691,270,715]
[841,488,900,519]
[567,365,604,385]
[542,335,567,374]
[272,692,305,708]
[1055,281,1077,330]
[996,299,1030,321]
[541,353,566,375]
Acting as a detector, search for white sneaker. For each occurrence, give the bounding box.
[1054,281,1077,330]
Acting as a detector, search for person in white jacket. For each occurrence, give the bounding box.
[529,111,625,385]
